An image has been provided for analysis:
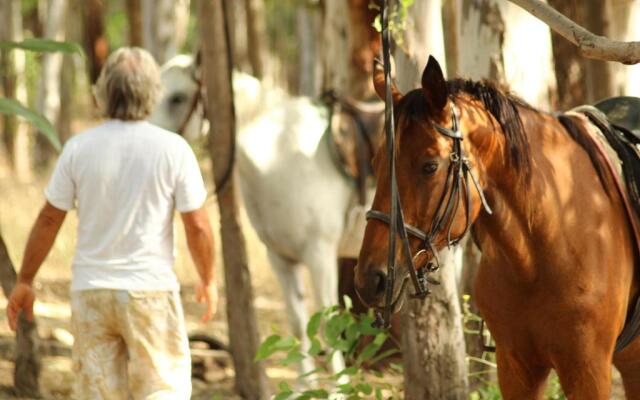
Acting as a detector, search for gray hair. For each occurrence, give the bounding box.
[94,47,162,120]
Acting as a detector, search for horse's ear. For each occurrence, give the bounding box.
[373,58,402,104]
[421,55,448,112]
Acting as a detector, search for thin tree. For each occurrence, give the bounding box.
[81,0,108,84]
[197,1,271,399]
[392,1,468,398]
[244,0,268,79]
[0,234,41,397]
[0,0,32,182]
[126,0,143,47]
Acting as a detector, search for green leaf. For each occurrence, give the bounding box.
[356,383,373,395]
[299,389,329,399]
[0,38,84,55]
[255,334,298,361]
[275,391,293,400]
[0,98,61,152]
[307,311,323,340]
[282,349,305,366]
[342,295,353,311]
[357,333,387,364]
[308,338,322,356]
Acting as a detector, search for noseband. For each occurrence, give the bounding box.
[366,104,493,327]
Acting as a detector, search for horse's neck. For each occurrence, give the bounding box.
[232,72,287,129]
[469,107,605,282]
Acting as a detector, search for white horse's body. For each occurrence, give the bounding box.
[150,55,369,377]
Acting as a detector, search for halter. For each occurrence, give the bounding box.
[366,102,493,328]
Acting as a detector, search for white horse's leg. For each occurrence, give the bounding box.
[267,250,316,380]
[302,242,348,381]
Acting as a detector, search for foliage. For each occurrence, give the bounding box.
[0,38,83,55]
[0,98,61,152]
[255,296,403,399]
[0,38,85,153]
[370,0,416,44]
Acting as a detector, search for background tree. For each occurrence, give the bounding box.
[141,0,190,64]
[81,0,108,84]
[0,0,32,182]
[198,1,271,398]
[392,1,468,398]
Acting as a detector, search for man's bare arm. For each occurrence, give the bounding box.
[180,207,216,322]
[18,202,67,284]
[7,201,66,330]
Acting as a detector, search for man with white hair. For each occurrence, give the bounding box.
[6,47,216,399]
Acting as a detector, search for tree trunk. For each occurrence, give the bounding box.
[394,2,468,398]
[34,0,66,168]
[244,0,268,79]
[82,0,108,84]
[57,0,81,143]
[457,0,506,83]
[0,234,41,397]
[296,3,322,97]
[320,0,351,96]
[583,0,614,102]
[0,0,33,182]
[499,1,556,109]
[198,1,271,399]
[126,0,143,47]
[401,250,468,400]
[142,0,190,64]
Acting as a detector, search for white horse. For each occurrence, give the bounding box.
[150,55,373,378]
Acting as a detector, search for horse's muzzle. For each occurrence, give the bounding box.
[354,265,387,307]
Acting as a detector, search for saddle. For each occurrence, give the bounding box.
[324,92,385,205]
[566,98,640,352]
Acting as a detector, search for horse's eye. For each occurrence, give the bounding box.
[168,93,188,106]
[421,162,438,176]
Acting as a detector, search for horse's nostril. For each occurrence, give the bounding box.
[375,270,387,295]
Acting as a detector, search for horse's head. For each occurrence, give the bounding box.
[355,56,491,309]
[149,54,205,140]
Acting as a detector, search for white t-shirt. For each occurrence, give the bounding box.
[45,120,207,292]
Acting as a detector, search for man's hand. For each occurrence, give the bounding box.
[195,281,218,323]
[7,282,36,331]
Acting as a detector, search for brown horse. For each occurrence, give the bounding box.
[354,56,640,399]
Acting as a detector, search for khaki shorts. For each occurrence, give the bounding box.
[70,290,191,400]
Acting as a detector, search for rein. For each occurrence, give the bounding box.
[369,0,491,328]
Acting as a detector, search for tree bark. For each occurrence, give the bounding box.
[296,3,322,97]
[0,0,33,182]
[401,249,468,400]
[393,2,468,398]
[126,0,143,47]
[198,1,271,399]
[82,0,108,84]
[244,0,268,79]
[142,0,190,64]
[0,235,41,397]
[507,0,640,64]
[57,0,81,143]
[34,0,66,168]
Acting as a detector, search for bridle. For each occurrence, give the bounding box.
[367,0,492,328]
[176,73,206,138]
[365,104,493,327]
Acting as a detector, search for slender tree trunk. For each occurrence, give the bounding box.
[320,0,351,95]
[394,2,468,398]
[126,0,143,47]
[583,0,614,102]
[57,0,80,143]
[244,0,268,79]
[34,0,66,168]
[198,1,271,399]
[0,0,32,182]
[142,0,190,64]
[0,235,41,397]
[457,0,506,83]
[82,0,108,84]
[296,4,322,97]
